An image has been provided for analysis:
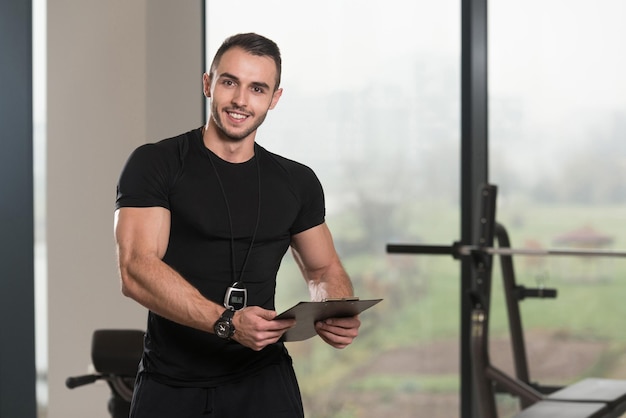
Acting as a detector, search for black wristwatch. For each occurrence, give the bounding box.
[214,308,235,339]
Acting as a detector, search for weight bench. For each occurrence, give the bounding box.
[386,184,626,416]
[470,223,626,417]
[472,305,626,417]
[66,329,144,418]
[513,401,609,418]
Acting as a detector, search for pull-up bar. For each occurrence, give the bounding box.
[387,243,626,259]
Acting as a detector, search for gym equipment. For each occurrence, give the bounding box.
[388,242,626,259]
[66,329,144,418]
[387,184,626,417]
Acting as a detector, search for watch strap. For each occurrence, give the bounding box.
[221,307,235,321]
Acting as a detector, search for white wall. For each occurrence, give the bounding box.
[46,1,203,416]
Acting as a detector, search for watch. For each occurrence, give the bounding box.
[214,308,235,339]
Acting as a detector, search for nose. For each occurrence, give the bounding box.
[231,86,248,108]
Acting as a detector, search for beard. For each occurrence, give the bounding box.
[210,101,268,142]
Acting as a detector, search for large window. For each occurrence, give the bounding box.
[489,1,626,416]
[206,2,461,416]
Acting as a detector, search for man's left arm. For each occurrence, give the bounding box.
[290,223,360,348]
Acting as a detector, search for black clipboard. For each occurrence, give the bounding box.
[275,298,383,342]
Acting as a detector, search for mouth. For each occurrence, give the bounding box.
[225,110,250,122]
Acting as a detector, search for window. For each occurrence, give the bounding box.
[489,1,626,415]
[206,2,461,416]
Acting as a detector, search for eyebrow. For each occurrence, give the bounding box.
[220,72,271,91]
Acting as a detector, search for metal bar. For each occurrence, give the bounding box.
[386,244,455,256]
[485,366,544,404]
[464,246,626,258]
[494,223,534,410]
[471,310,498,418]
[387,243,626,258]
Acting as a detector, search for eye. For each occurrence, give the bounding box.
[222,79,236,87]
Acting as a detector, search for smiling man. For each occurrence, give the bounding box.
[114,33,360,417]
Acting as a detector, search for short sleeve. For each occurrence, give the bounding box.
[289,165,326,235]
[115,143,178,210]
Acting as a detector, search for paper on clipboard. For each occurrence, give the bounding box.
[275,298,383,342]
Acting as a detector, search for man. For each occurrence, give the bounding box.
[114,32,360,417]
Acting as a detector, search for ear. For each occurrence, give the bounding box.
[269,87,283,110]
[202,73,211,98]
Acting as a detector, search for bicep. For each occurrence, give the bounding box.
[290,223,340,274]
[114,206,171,262]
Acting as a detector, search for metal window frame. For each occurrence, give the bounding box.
[0,1,37,417]
[461,0,489,416]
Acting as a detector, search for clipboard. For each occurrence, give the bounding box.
[275,298,383,342]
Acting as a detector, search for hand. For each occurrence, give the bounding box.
[231,306,296,351]
[315,315,360,349]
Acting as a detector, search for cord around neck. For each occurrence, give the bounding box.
[204,144,261,285]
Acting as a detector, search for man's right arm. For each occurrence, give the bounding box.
[114,206,295,349]
[114,207,223,333]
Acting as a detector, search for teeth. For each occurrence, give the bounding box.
[228,112,246,120]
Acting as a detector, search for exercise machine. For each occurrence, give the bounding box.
[387,184,626,417]
[66,329,144,418]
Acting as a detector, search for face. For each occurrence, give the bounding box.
[204,47,282,142]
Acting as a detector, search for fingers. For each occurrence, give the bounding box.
[228,308,361,351]
[231,307,296,351]
[315,316,361,349]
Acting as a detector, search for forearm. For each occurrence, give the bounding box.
[290,224,355,301]
[290,224,360,348]
[307,260,360,349]
[305,260,354,301]
[119,254,223,333]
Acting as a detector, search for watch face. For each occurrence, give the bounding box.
[215,319,233,339]
[214,308,235,339]
[214,318,234,338]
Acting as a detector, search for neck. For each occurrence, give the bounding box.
[202,122,256,163]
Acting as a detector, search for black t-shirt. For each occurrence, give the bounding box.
[115,127,325,385]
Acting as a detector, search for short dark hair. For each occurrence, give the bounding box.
[210,33,282,90]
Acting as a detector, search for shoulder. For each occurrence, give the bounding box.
[257,144,318,179]
[256,144,324,210]
[121,129,202,180]
[129,128,200,163]
[116,129,200,210]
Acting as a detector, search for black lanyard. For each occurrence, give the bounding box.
[204,144,261,287]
